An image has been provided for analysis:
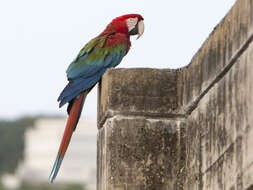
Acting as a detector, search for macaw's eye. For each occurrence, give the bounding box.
[126,17,138,32]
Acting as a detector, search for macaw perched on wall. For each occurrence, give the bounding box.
[49,14,144,182]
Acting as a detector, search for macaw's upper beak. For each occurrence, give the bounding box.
[136,20,144,40]
[129,20,145,40]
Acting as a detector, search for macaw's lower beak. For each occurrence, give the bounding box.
[129,20,145,40]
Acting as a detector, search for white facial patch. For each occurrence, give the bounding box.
[126,17,138,32]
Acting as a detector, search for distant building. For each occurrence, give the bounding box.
[17,118,97,190]
[1,174,21,189]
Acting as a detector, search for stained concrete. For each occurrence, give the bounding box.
[97,68,184,128]
[97,0,253,189]
[97,117,186,190]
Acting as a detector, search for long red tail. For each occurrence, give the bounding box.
[49,91,87,183]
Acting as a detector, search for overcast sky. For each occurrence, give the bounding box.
[0,0,236,119]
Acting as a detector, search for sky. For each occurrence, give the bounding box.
[0,0,236,119]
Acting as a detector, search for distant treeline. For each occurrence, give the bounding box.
[0,117,36,175]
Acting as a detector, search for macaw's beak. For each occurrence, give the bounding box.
[129,20,145,40]
[136,20,144,40]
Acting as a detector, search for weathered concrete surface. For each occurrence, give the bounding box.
[97,0,253,189]
[97,68,184,128]
[180,0,253,189]
[97,117,187,190]
[182,0,253,114]
[189,35,253,189]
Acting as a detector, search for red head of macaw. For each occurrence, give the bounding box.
[49,14,144,183]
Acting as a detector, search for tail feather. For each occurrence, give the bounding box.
[49,91,87,183]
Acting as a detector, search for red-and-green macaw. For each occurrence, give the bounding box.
[49,14,144,182]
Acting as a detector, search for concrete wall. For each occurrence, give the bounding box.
[97,0,253,189]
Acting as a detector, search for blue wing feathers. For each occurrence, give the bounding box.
[67,58,105,80]
[58,37,126,108]
[58,68,107,107]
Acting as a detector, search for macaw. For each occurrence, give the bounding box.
[49,14,144,182]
